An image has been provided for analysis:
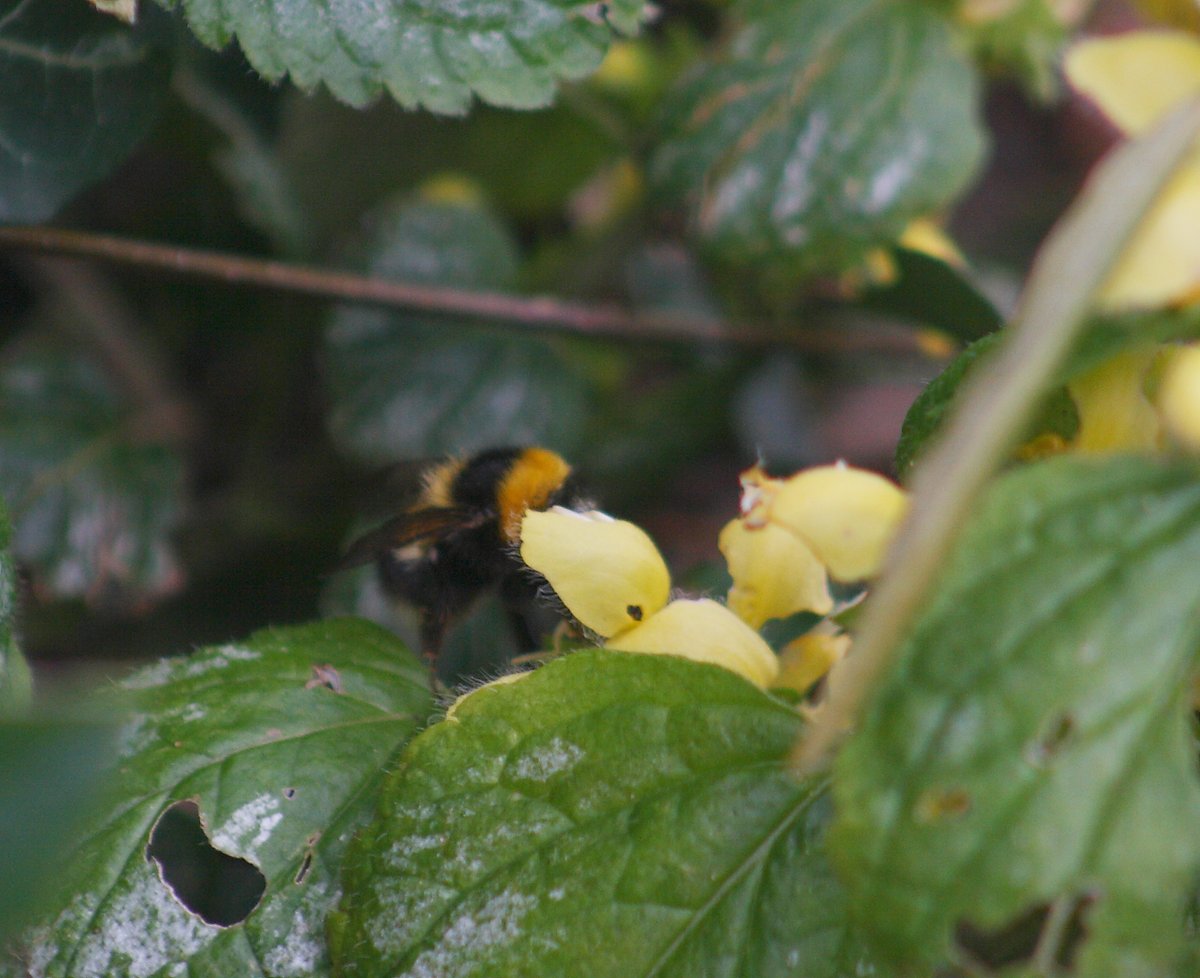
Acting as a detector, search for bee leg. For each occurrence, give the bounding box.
[418,610,448,666]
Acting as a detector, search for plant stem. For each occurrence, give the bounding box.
[0,225,926,354]
[794,98,1200,772]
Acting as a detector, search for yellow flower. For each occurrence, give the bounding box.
[1064,31,1200,309]
[718,517,832,629]
[1157,342,1200,448]
[605,598,779,688]
[738,463,909,582]
[519,507,670,638]
[772,627,851,696]
[1067,348,1164,453]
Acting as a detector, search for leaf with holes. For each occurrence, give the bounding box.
[330,650,872,978]
[149,0,651,113]
[0,0,170,223]
[832,456,1200,976]
[0,339,185,608]
[14,618,432,978]
[648,0,985,279]
[324,198,589,463]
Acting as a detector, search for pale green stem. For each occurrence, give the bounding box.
[795,98,1200,773]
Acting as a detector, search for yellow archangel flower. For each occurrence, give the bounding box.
[519,506,778,687]
[1064,30,1200,309]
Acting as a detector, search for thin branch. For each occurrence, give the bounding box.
[0,225,929,355]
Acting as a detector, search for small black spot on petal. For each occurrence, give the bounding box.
[627,605,643,621]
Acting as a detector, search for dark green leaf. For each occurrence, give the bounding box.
[0,0,169,223]
[18,618,432,978]
[324,199,589,463]
[832,456,1200,976]
[152,0,652,113]
[649,0,985,278]
[0,719,115,942]
[862,247,1003,339]
[331,650,872,978]
[0,339,185,607]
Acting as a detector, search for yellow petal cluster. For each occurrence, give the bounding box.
[1064,31,1200,309]
[605,598,779,689]
[519,507,670,638]
[519,506,777,687]
[738,463,908,582]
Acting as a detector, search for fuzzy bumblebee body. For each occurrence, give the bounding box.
[338,447,581,660]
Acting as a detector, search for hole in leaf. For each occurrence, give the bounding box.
[954,891,1096,972]
[283,787,297,799]
[146,800,267,926]
[295,851,313,884]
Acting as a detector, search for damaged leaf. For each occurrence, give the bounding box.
[832,456,1200,976]
[15,618,431,978]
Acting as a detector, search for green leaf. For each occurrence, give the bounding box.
[331,650,872,978]
[0,339,185,607]
[0,719,116,942]
[154,0,651,113]
[894,305,1200,477]
[862,247,1003,339]
[0,499,31,714]
[832,456,1200,976]
[648,0,985,278]
[18,618,432,978]
[324,199,589,463]
[0,0,170,223]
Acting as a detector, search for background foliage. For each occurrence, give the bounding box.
[4,0,1199,976]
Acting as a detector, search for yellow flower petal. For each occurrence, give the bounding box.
[605,598,779,688]
[1157,342,1200,448]
[1067,348,1163,452]
[1065,31,1200,136]
[1096,166,1200,309]
[1135,0,1200,31]
[773,630,851,696]
[519,507,671,638]
[741,464,908,582]
[900,218,966,268]
[718,517,832,629]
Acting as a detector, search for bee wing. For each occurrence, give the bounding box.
[336,507,481,571]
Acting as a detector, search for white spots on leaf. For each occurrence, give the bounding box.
[402,890,539,978]
[261,881,333,977]
[211,793,284,865]
[182,643,262,678]
[861,141,922,215]
[62,859,215,978]
[772,110,828,228]
[509,737,583,783]
[122,658,174,690]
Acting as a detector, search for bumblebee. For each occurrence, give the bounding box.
[337,446,584,661]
